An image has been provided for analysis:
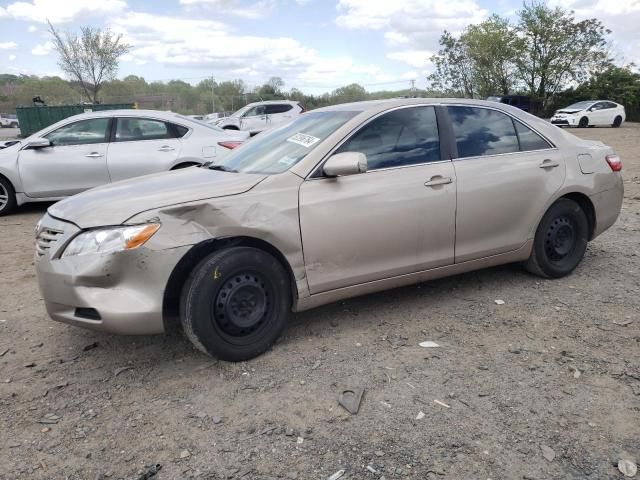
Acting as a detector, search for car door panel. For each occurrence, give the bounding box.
[453,151,565,262]
[107,118,181,182]
[18,118,111,198]
[299,105,456,294]
[447,106,566,263]
[299,164,456,293]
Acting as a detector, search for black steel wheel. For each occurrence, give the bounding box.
[612,116,622,128]
[180,246,291,361]
[524,198,589,278]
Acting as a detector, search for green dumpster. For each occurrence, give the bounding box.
[15,103,134,137]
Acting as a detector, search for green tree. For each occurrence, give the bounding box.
[463,15,517,97]
[48,20,131,103]
[514,1,610,110]
[429,31,476,97]
[331,83,367,103]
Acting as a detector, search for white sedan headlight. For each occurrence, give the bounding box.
[62,224,160,258]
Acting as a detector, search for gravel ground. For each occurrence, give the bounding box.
[1,124,639,480]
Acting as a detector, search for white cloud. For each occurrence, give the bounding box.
[31,41,54,56]
[0,41,18,50]
[179,0,275,19]
[387,50,434,68]
[548,0,640,65]
[6,0,127,24]
[9,54,17,61]
[0,6,8,17]
[336,0,486,70]
[27,25,37,32]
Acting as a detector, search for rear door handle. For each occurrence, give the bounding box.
[158,145,175,152]
[85,152,103,158]
[424,176,453,187]
[539,159,560,169]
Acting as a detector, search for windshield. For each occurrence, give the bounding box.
[172,113,226,132]
[215,111,358,174]
[565,101,594,110]
[230,104,253,118]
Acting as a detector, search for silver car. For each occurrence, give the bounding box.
[34,99,623,361]
[215,100,305,135]
[0,110,249,216]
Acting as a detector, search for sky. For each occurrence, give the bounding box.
[0,0,639,94]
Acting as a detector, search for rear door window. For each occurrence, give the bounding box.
[337,106,441,170]
[115,118,174,142]
[447,106,519,158]
[266,104,293,114]
[514,120,552,151]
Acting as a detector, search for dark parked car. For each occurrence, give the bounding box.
[487,95,531,112]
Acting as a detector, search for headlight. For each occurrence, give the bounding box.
[62,223,160,258]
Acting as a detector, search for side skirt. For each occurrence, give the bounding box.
[293,240,534,312]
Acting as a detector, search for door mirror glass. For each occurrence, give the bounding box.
[23,137,51,149]
[323,152,367,177]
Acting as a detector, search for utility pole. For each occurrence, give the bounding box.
[410,79,416,97]
[211,75,216,114]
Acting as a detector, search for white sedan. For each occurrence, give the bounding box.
[550,100,626,128]
[0,109,249,215]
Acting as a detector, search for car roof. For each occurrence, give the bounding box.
[313,97,531,114]
[245,100,298,106]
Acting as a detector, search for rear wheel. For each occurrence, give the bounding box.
[612,116,622,128]
[0,176,17,216]
[578,117,589,128]
[524,198,588,278]
[180,247,291,361]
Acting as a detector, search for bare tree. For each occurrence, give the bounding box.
[48,20,131,104]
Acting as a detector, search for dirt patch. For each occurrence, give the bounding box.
[1,124,639,479]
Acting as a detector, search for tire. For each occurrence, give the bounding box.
[9,123,18,128]
[578,117,589,128]
[223,126,239,130]
[612,116,622,128]
[180,247,291,361]
[524,198,589,278]
[0,176,17,216]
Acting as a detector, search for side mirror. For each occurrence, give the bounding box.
[23,138,51,150]
[323,152,368,177]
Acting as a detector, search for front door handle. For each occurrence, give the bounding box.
[158,145,175,152]
[424,176,453,187]
[539,159,560,169]
[85,152,103,158]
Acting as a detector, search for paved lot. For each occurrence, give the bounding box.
[0,127,20,140]
[1,124,639,479]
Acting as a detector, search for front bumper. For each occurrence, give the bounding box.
[550,116,576,126]
[34,214,190,335]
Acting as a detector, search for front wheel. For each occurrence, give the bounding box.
[578,117,589,128]
[524,198,589,278]
[180,247,291,361]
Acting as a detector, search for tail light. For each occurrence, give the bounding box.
[218,141,242,150]
[605,154,622,172]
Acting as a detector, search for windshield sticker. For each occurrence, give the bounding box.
[286,133,320,148]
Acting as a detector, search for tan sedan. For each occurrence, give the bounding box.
[34,99,623,361]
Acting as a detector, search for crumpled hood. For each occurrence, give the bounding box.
[48,167,266,228]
